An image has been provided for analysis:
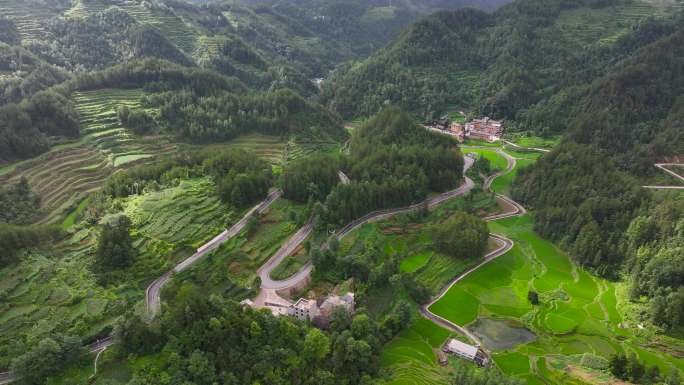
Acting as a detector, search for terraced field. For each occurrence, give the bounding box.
[119,178,241,284]
[284,138,340,162]
[0,0,57,42]
[193,35,227,63]
[64,0,109,19]
[0,178,244,367]
[380,317,453,385]
[0,230,124,364]
[0,88,175,224]
[428,213,684,383]
[221,134,288,165]
[162,197,306,297]
[553,1,670,46]
[118,1,198,53]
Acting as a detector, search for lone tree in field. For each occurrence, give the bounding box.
[95,215,136,271]
[528,290,540,305]
[431,212,489,260]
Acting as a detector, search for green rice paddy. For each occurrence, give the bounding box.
[463,148,508,171]
[428,213,684,383]
[378,149,683,384]
[60,196,91,230]
[505,134,560,150]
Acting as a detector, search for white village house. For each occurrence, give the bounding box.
[287,292,355,328]
[443,338,489,366]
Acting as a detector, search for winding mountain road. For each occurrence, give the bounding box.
[0,372,13,385]
[420,148,524,352]
[255,156,477,297]
[0,143,540,383]
[642,163,684,189]
[146,189,282,316]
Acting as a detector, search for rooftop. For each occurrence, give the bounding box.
[446,339,479,359]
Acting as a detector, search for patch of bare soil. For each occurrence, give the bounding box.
[228,261,243,275]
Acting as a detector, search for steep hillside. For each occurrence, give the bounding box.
[0,0,515,106]
[322,0,683,121]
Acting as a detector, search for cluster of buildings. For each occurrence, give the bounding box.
[243,291,355,330]
[441,338,489,366]
[425,115,504,143]
[288,292,355,329]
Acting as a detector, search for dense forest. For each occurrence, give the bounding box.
[116,288,383,385]
[322,106,463,224]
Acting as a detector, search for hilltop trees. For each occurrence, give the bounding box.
[282,154,340,203]
[626,194,684,330]
[0,90,78,162]
[322,106,463,225]
[512,143,648,274]
[95,215,136,272]
[0,178,41,224]
[432,212,489,260]
[10,335,84,385]
[0,224,62,267]
[101,148,273,208]
[117,289,381,385]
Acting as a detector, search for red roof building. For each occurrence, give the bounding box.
[465,117,503,142]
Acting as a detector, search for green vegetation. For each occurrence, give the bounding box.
[94,215,136,276]
[0,177,41,224]
[323,107,463,225]
[0,87,176,225]
[431,212,489,260]
[163,196,306,298]
[380,316,452,385]
[60,196,90,230]
[269,249,309,281]
[505,134,560,150]
[463,148,508,172]
[428,213,684,383]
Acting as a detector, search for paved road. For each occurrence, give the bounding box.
[421,233,514,346]
[642,163,684,189]
[258,219,314,290]
[87,336,115,353]
[338,170,351,184]
[420,146,527,359]
[0,372,13,385]
[0,337,115,384]
[256,156,476,296]
[146,189,282,316]
[503,140,550,153]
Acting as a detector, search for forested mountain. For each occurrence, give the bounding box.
[322,0,684,331]
[0,0,513,107]
[237,0,512,59]
[322,0,684,124]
